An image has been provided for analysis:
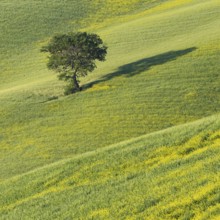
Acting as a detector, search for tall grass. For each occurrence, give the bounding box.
[0,114,219,219]
[0,0,219,180]
[0,0,220,218]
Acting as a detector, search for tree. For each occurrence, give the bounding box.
[41,32,107,94]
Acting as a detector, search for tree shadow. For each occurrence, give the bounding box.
[83,47,197,90]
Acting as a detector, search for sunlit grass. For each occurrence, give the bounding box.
[0,0,219,180]
[0,114,219,219]
[0,0,220,218]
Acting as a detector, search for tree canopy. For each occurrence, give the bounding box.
[41,32,107,94]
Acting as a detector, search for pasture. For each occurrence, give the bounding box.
[0,0,219,218]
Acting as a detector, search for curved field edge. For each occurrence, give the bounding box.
[0,114,219,219]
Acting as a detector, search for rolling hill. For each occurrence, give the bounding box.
[1,114,219,219]
[0,0,219,219]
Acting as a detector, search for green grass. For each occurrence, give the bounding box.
[0,114,219,219]
[0,0,220,218]
[0,0,164,89]
[0,0,219,180]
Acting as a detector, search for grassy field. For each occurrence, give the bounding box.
[0,0,220,219]
[0,114,219,219]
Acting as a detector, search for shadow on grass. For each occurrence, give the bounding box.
[83,47,197,90]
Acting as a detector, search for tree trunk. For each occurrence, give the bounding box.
[72,72,80,92]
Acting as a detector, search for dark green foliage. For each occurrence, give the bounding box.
[41,32,107,94]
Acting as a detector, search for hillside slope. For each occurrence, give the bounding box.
[0,0,220,219]
[0,0,166,89]
[0,0,219,181]
[0,114,219,219]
